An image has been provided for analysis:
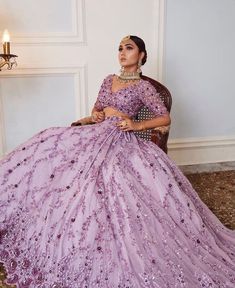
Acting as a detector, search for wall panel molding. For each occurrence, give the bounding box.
[3,0,86,45]
[0,66,88,158]
[0,94,6,159]
[168,135,235,165]
[155,0,165,81]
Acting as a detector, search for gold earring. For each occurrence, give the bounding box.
[137,60,142,73]
[120,66,125,73]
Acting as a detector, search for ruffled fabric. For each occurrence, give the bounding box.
[0,117,234,287]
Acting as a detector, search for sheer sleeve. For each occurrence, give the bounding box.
[93,75,111,111]
[140,80,168,117]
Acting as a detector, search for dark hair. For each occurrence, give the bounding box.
[130,35,147,65]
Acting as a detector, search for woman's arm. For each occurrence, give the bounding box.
[91,107,105,123]
[117,113,171,131]
[117,80,171,131]
[137,113,171,131]
[70,107,104,126]
[71,76,109,126]
[71,116,94,126]
[90,75,112,122]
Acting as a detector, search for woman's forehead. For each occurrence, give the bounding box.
[119,39,136,47]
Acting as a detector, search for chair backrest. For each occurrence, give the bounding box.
[133,75,172,153]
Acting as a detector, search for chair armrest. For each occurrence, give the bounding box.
[151,126,170,154]
[153,125,170,134]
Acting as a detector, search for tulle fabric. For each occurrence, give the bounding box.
[0,117,234,288]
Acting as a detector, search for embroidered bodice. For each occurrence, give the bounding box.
[94,74,168,117]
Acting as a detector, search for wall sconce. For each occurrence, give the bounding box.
[0,30,18,71]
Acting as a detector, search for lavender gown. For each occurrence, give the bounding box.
[0,74,234,288]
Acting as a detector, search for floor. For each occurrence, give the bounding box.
[186,169,235,230]
[179,161,235,174]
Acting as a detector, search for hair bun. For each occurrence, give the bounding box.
[129,35,147,66]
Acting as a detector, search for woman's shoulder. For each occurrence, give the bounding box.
[102,74,114,82]
[99,74,113,88]
[139,77,157,93]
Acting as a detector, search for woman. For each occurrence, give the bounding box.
[0,35,234,288]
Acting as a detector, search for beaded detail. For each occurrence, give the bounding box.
[0,83,235,287]
[94,74,168,118]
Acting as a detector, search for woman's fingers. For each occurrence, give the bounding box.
[97,115,104,120]
[95,111,104,121]
[96,115,105,122]
[71,121,81,126]
[116,119,134,131]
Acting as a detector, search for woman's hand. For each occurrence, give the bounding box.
[116,118,144,131]
[71,120,82,126]
[91,111,105,123]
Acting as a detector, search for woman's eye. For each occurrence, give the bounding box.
[118,48,122,51]
[126,46,133,50]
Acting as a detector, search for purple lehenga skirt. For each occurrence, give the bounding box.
[0,117,234,288]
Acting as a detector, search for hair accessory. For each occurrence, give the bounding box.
[121,35,131,43]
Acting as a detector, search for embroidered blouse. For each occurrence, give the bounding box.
[94,74,168,118]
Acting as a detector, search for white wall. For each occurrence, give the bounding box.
[86,0,164,109]
[0,0,163,156]
[0,0,88,156]
[1,0,234,165]
[165,0,235,164]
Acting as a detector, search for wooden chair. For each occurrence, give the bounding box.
[71,75,172,154]
[134,75,172,154]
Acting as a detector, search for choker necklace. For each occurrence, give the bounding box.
[118,70,141,83]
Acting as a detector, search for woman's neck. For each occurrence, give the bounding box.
[122,65,138,73]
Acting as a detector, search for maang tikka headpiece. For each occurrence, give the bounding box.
[118,35,141,83]
[120,35,131,43]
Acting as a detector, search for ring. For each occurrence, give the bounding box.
[121,120,127,127]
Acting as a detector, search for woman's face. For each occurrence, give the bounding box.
[118,38,144,71]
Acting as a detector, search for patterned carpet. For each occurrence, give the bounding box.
[0,170,234,287]
[186,170,235,230]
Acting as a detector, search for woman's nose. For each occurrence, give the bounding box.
[120,49,125,56]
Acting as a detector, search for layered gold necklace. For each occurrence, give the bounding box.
[117,70,141,83]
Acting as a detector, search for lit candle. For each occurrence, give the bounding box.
[2,29,10,54]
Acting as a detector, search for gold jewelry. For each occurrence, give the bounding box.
[121,120,127,127]
[118,68,141,83]
[137,59,142,74]
[118,35,141,83]
[120,35,130,43]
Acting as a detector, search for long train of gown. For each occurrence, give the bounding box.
[0,116,235,288]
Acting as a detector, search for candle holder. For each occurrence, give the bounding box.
[0,53,18,71]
